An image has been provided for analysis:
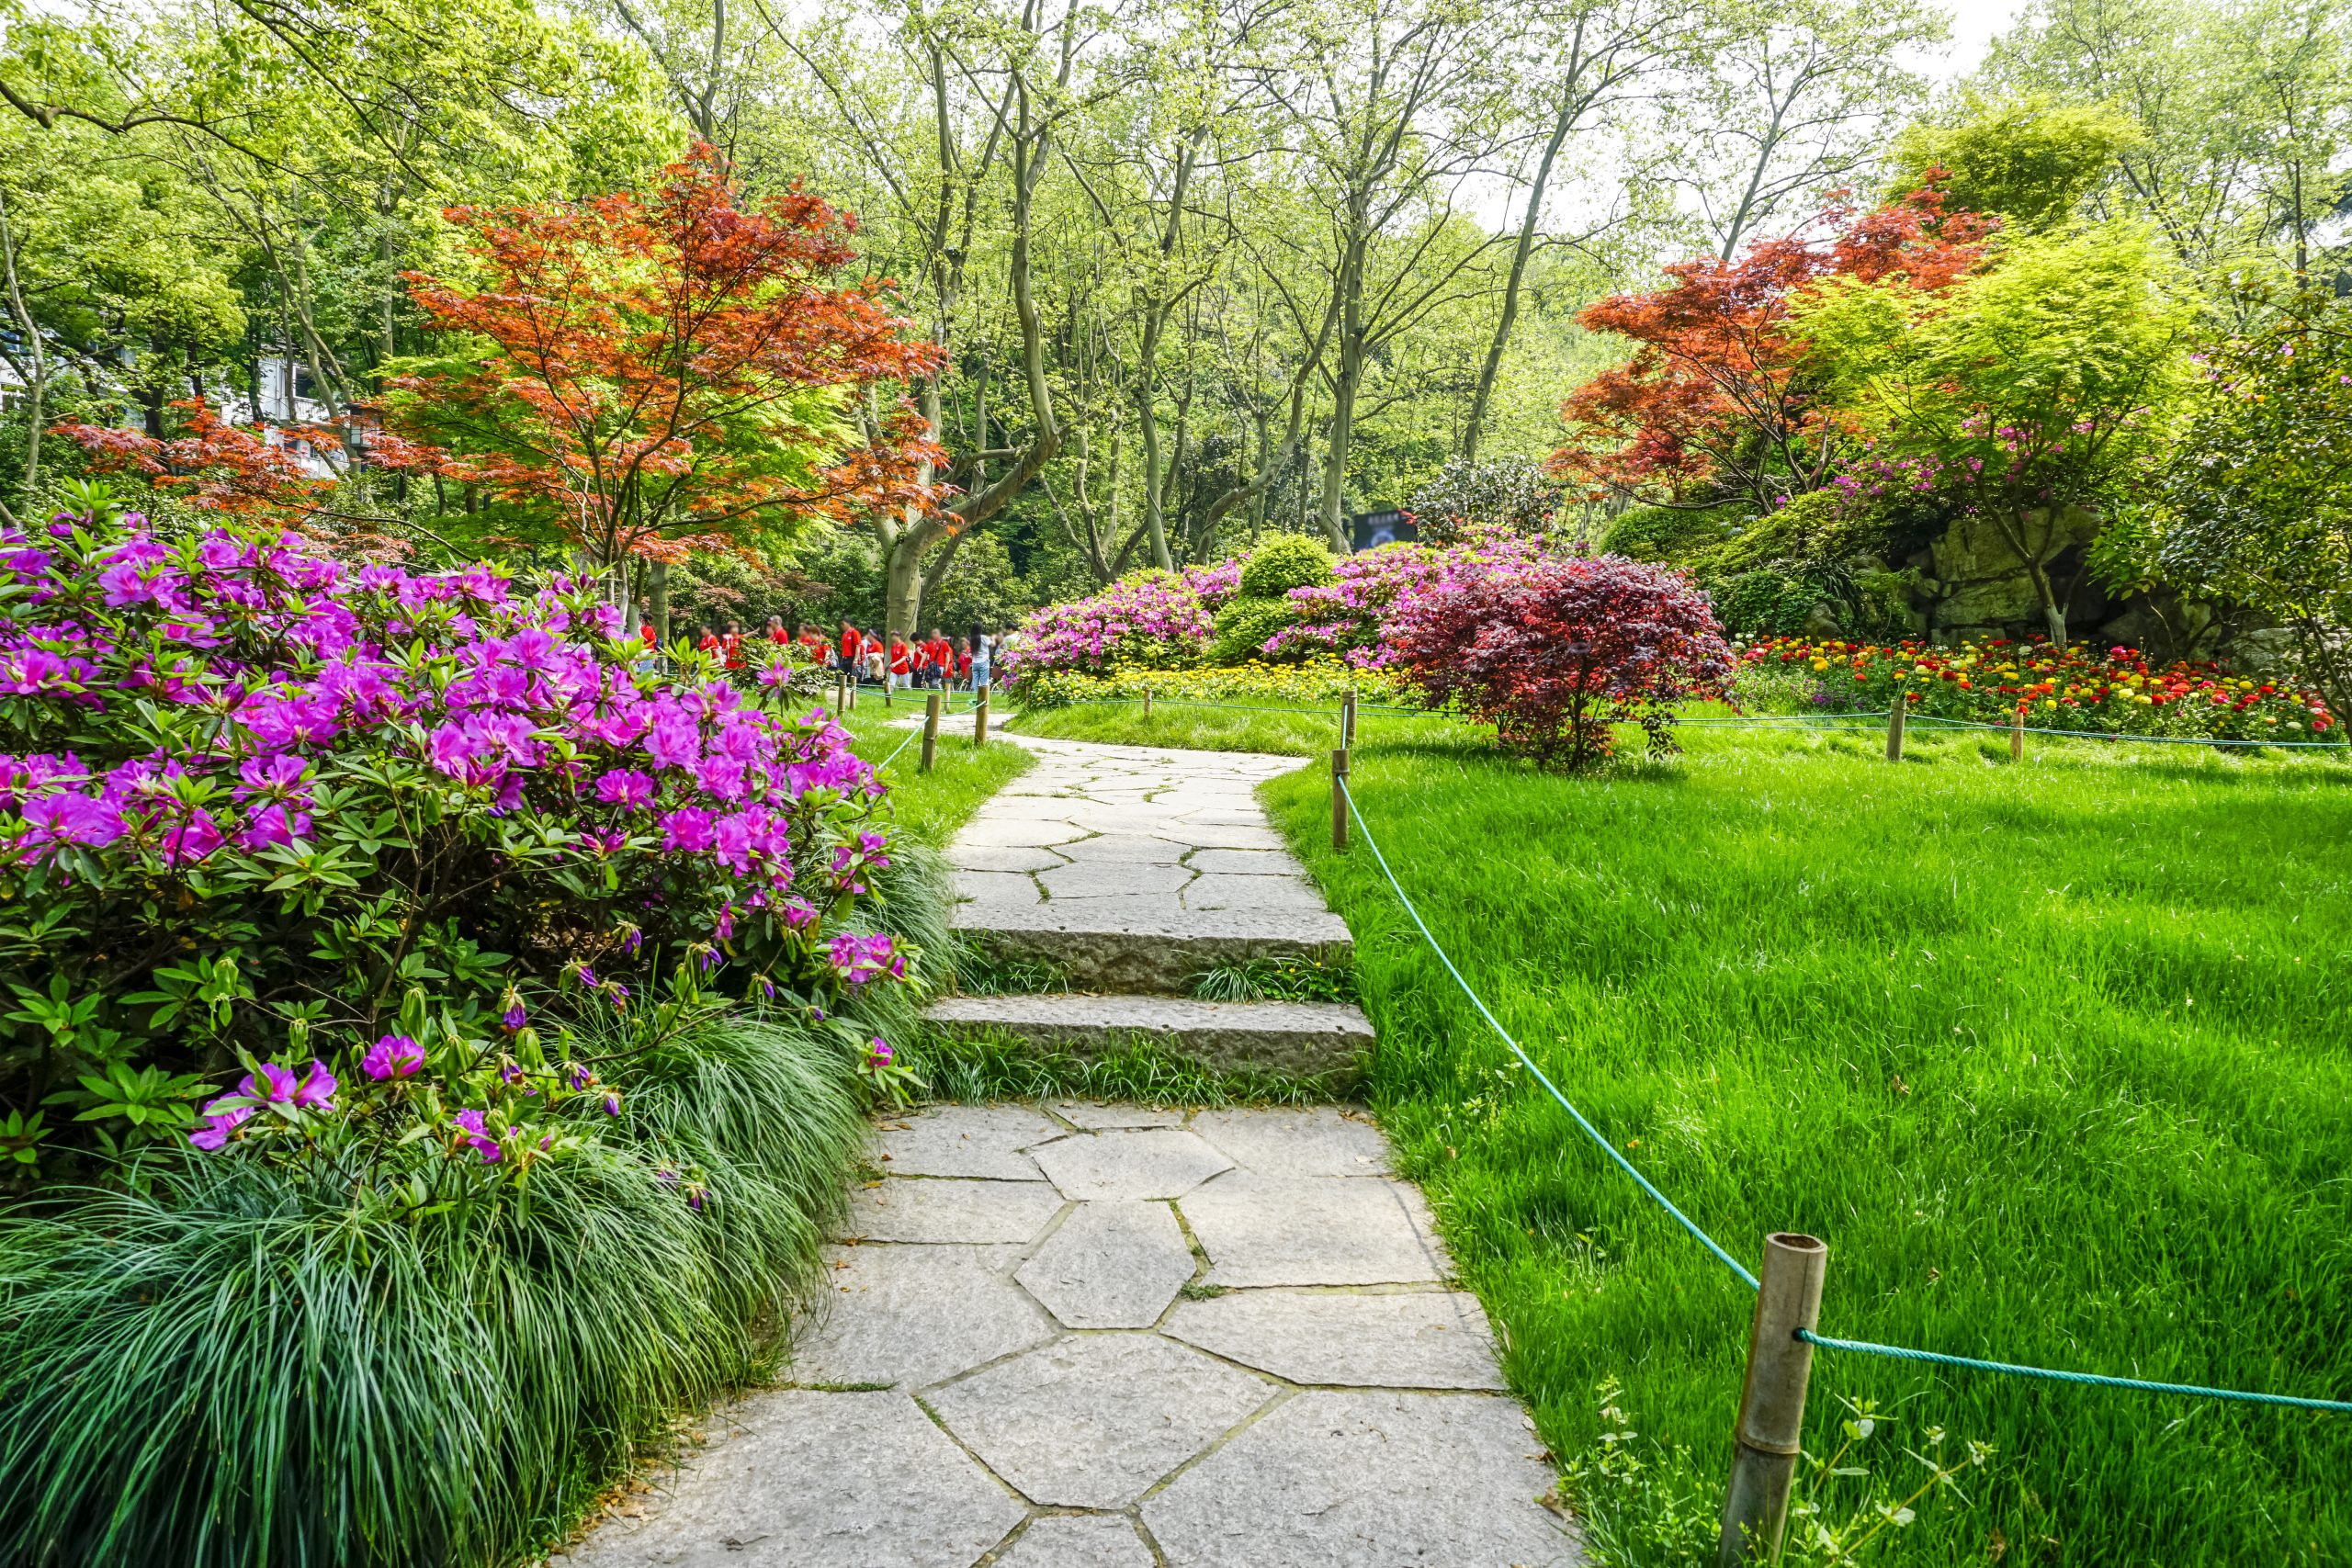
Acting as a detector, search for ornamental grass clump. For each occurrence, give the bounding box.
[1389,554,1735,770]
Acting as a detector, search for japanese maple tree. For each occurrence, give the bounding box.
[1388,553,1735,771]
[1555,181,1996,513]
[56,400,342,520]
[370,144,943,581]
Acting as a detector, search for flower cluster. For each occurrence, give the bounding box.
[1266,533,1548,668]
[1743,637,2337,739]
[999,560,1242,683]
[0,493,912,1159]
[1013,653,1410,711]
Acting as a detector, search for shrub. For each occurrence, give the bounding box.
[1236,533,1334,599]
[1208,596,1306,665]
[998,563,1233,684]
[1269,535,1546,668]
[1598,503,1740,562]
[0,490,906,1169]
[0,998,870,1568]
[1406,457,1562,545]
[1389,554,1736,770]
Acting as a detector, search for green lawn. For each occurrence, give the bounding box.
[1018,699,2352,1567]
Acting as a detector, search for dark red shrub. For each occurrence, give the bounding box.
[1389,553,1735,769]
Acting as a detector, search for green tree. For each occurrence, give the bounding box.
[1798,220,2193,645]
[1887,92,2143,231]
[2112,288,2352,708]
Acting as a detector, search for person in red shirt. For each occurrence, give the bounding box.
[955,637,972,688]
[862,631,884,682]
[721,622,746,671]
[918,628,947,689]
[888,637,910,690]
[764,616,789,645]
[696,626,722,659]
[799,625,826,665]
[837,623,860,677]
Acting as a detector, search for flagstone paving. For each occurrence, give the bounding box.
[560,733,1580,1567]
[560,1103,1581,1568]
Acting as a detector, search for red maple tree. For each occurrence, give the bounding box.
[57,400,344,520]
[1555,180,1996,513]
[368,144,944,574]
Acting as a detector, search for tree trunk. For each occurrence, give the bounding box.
[649,558,671,648]
[0,190,44,499]
[1464,91,1574,462]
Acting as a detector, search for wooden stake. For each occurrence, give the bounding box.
[922,693,941,773]
[974,689,990,748]
[2011,707,2026,761]
[1330,747,1351,852]
[1718,1233,1828,1567]
[1885,701,1905,761]
[1143,687,1153,719]
[1341,686,1357,749]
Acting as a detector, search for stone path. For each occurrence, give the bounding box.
[925,737,1363,1068]
[561,1103,1580,1567]
[560,734,1583,1567]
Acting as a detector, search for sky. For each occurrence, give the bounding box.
[1931,0,2030,79]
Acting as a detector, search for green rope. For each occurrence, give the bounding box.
[1337,774,1761,1292]
[1797,1331,2352,1415]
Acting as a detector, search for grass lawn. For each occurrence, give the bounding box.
[1015,698,2352,1567]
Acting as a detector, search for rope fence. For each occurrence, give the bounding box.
[1334,771,2352,1417]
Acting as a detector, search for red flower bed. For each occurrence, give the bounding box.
[1745,637,2336,741]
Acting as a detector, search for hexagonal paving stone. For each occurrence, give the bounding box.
[1140,1390,1579,1568]
[927,1335,1272,1508]
[555,1391,1024,1568]
[846,1179,1064,1245]
[1190,1108,1392,1179]
[876,1105,1061,1180]
[791,1244,1055,1389]
[1031,1129,1233,1201]
[1015,1201,1196,1328]
[989,1514,1156,1568]
[1181,1174,1441,1287]
[1163,1288,1505,1390]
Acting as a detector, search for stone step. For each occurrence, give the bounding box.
[954,902,1354,994]
[923,993,1374,1079]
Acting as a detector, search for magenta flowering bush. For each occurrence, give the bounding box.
[1267,533,1551,668]
[999,561,1238,683]
[0,490,914,1168]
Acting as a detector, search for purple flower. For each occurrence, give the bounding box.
[188,1097,253,1150]
[594,767,656,809]
[361,1034,424,1079]
[452,1108,503,1163]
[503,1001,527,1032]
[868,1035,895,1067]
[603,1092,622,1116]
[242,1062,299,1103]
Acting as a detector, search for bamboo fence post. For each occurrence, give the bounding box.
[1143,686,1153,719]
[1885,701,1905,761]
[1330,747,1351,852]
[922,693,941,773]
[2011,707,2026,761]
[1341,686,1357,748]
[974,689,990,748]
[1717,1233,1829,1567]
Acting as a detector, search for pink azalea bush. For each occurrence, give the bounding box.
[999,560,1241,683]
[0,488,913,1170]
[1267,533,1549,668]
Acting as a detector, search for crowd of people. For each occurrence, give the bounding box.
[673,617,998,690]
